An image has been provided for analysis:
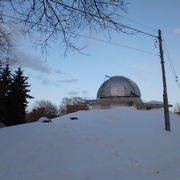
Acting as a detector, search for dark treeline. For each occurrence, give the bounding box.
[0,63,33,126]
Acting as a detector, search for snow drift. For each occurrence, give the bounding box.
[0,107,180,180]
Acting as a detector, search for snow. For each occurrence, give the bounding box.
[0,107,180,180]
[38,117,51,122]
[145,100,163,104]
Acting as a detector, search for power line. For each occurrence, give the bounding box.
[117,23,157,38]
[162,37,180,91]
[1,13,158,39]
[1,13,158,55]
[120,15,157,33]
[79,34,158,56]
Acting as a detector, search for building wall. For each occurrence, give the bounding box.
[91,103,134,110]
[87,97,165,110]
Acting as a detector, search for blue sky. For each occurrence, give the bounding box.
[13,0,180,109]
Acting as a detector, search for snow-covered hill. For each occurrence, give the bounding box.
[0,107,180,180]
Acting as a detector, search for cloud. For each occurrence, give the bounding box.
[173,28,180,35]
[7,25,50,73]
[82,90,88,94]
[2,23,24,47]
[53,79,78,87]
[36,77,78,87]
[55,69,64,74]
[35,74,78,87]
[42,79,50,85]
[15,51,64,75]
[57,79,78,84]
[35,75,51,86]
[15,52,52,73]
[81,34,100,47]
[3,24,63,75]
[68,91,79,95]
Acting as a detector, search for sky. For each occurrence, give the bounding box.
[10,0,180,110]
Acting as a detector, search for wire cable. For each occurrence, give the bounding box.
[1,13,158,39]
[1,13,158,56]
[162,36,180,91]
[120,15,157,33]
[79,34,158,56]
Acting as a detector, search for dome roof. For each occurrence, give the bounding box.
[97,76,141,98]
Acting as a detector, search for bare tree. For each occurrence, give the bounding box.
[0,20,13,64]
[0,4,17,65]
[0,0,127,52]
[59,96,85,114]
[33,100,58,115]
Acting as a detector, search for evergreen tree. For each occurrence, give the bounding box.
[0,64,12,125]
[0,62,3,123]
[7,67,33,125]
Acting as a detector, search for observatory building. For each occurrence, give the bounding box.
[86,75,165,110]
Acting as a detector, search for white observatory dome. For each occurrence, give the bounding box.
[97,76,141,99]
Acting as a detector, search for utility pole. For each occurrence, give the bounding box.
[158,29,171,131]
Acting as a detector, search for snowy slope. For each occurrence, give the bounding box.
[0,107,180,180]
